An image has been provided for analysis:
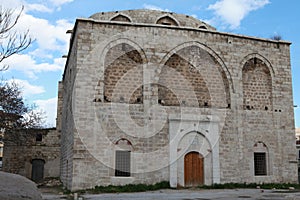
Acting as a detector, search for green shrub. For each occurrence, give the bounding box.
[85,181,170,194]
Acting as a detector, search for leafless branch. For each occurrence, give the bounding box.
[0,6,32,71]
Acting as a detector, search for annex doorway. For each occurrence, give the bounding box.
[31,159,45,183]
[184,152,204,186]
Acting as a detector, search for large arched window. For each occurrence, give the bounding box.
[243,57,272,111]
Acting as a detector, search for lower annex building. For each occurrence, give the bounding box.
[58,9,297,191]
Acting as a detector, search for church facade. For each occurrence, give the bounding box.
[59,9,297,191]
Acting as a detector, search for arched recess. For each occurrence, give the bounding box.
[242,54,273,111]
[156,15,179,26]
[100,39,147,104]
[110,14,132,22]
[176,131,213,186]
[157,42,232,108]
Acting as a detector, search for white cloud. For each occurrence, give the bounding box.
[0,3,72,78]
[49,0,74,7]
[6,79,45,97]
[143,4,170,12]
[208,0,270,29]
[0,0,25,10]
[0,0,74,13]
[16,14,73,53]
[25,3,52,13]
[3,54,64,79]
[0,0,73,58]
[35,97,57,127]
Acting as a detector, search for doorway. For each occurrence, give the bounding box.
[31,159,45,183]
[184,152,204,186]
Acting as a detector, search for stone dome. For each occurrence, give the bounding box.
[89,9,216,31]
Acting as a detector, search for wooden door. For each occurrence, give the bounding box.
[184,152,204,186]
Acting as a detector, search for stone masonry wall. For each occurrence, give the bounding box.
[2,129,60,180]
[61,10,297,190]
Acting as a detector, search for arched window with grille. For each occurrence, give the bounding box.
[114,138,132,177]
[253,142,268,176]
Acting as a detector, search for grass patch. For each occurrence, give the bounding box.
[81,181,170,194]
[199,182,300,190]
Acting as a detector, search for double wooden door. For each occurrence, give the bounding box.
[184,152,204,186]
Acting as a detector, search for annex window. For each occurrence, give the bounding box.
[36,133,42,142]
[115,150,130,177]
[254,152,267,176]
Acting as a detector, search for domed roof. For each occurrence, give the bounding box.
[89,9,216,31]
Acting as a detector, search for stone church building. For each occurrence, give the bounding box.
[59,9,297,191]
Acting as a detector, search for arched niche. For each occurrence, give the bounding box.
[157,44,231,108]
[242,57,273,111]
[103,43,144,104]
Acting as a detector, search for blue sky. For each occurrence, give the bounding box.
[0,0,299,128]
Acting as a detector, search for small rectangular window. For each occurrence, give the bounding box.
[254,152,267,176]
[115,151,130,177]
[36,133,42,142]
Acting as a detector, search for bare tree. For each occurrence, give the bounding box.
[0,6,32,71]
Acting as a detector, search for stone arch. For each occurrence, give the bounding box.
[110,14,132,22]
[156,15,179,26]
[98,39,147,104]
[97,38,147,78]
[157,42,232,108]
[178,131,212,156]
[242,54,273,111]
[114,138,134,150]
[241,53,275,77]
